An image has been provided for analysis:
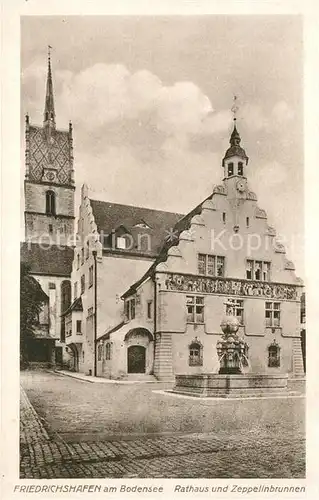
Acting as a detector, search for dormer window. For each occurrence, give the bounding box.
[238,162,243,175]
[228,163,234,176]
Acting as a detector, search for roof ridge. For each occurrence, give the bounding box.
[89,198,184,216]
[121,192,214,298]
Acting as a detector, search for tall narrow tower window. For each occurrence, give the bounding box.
[238,162,243,175]
[228,163,234,176]
[46,190,56,215]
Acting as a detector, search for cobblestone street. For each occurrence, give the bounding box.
[20,370,305,478]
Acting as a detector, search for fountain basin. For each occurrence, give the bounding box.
[172,373,291,398]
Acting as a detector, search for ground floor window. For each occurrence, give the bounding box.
[268,341,280,367]
[97,344,103,361]
[189,339,203,366]
[105,342,111,360]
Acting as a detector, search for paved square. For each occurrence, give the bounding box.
[20,370,305,478]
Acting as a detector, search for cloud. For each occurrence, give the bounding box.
[239,101,294,133]
[23,62,227,138]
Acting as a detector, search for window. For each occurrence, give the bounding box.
[89,265,94,288]
[225,298,244,325]
[97,344,103,361]
[77,254,80,270]
[73,282,78,299]
[76,320,82,334]
[246,217,250,228]
[246,260,271,281]
[268,341,280,367]
[222,212,226,224]
[198,254,225,277]
[187,296,204,324]
[45,190,56,215]
[61,280,71,314]
[80,274,85,294]
[238,162,243,176]
[255,261,262,280]
[81,248,84,265]
[228,163,234,176]
[86,240,90,260]
[105,343,111,360]
[265,302,281,327]
[189,340,203,366]
[60,322,65,343]
[125,298,136,321]
[49,224,53,233]
[216,256,225,277]
[147,301,153,319]
[82,351,85,362]
[117,236,126,249]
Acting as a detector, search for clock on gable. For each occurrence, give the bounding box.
[236,180,246,193]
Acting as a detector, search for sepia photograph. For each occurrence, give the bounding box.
[17,13,306,483]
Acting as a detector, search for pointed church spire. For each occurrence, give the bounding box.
[43,45,55,130]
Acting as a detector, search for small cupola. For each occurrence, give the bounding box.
[222,123,249,178]
[222,97,249,179]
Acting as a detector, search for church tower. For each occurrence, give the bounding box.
[24,49,75,245]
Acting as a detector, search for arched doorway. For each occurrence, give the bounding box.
[127,345,146,374]
[124,328,154,375]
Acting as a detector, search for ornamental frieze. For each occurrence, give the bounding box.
[164,273,298,300]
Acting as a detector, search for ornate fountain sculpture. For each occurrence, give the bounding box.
[216,299,249,374]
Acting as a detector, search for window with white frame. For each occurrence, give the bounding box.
[76,320,82,334]
[198,254,225,277]
[225,298,244,325]
[189,340,203,366]
[268,341,280,367]
[246,260,271,281]
[265,302,281,327]
[186,296,204,324]
[125,298,136,321]
[117,236,126,249]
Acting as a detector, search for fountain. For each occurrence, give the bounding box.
[172,306,290,398]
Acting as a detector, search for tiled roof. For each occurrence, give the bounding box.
[122,194,210,298]
[61,297,83,316]
[90,199,183,257]
[20,242,74,277]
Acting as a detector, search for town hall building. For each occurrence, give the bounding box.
[21,53,305,381]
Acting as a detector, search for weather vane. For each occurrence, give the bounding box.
[231,95,239,122]
[48,45,53,59]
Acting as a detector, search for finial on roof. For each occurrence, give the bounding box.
[222,96,249,166]
[231,95,239,123]
[44,45,55,130]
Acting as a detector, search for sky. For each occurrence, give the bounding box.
[20,15,304,276]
